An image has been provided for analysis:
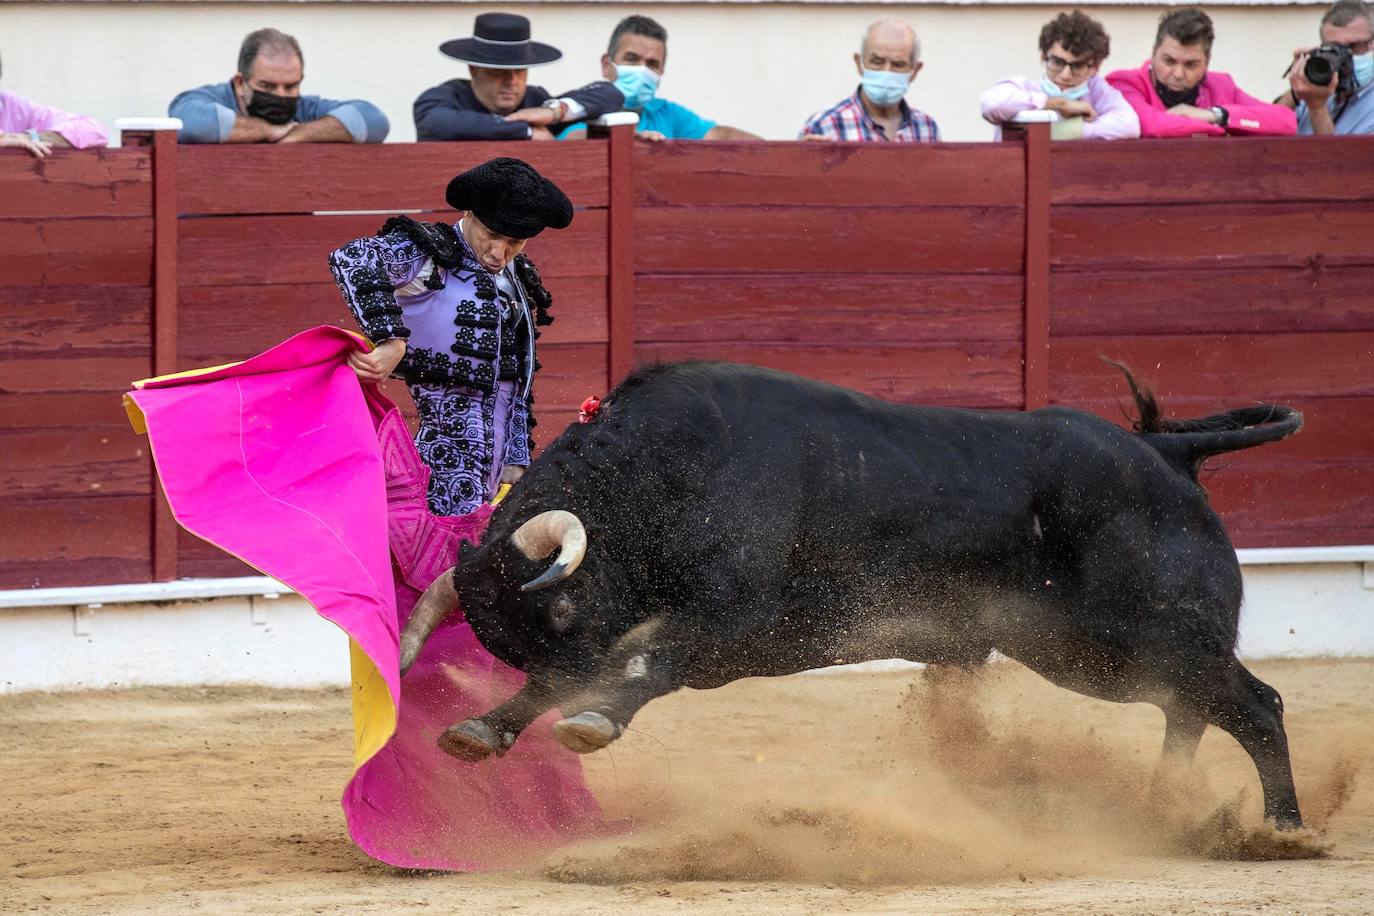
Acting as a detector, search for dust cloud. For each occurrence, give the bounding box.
[547,661,1360,885]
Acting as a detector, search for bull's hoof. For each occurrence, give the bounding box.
[438,719,501,762]
[552,711,621,754]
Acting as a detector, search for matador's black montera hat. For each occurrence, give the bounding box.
[446,157,574,240]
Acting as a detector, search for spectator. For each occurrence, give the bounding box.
[169,28,389,144]
[415,13,622,141]
[1280,0,1374,135]
[1106,8,1295,137]
[0,51,107,157]
[799,18,939,142]
[980,11,1140,140]
[558,16,759,141]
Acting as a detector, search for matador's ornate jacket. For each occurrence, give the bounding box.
[328,216,554,515]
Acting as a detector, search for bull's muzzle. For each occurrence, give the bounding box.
[511,510,588,592]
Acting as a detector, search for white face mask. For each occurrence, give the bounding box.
[1042,75,1092,101]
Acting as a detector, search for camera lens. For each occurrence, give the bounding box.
[1304,51,1336,84]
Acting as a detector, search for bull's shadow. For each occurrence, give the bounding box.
[400,360,1306,831]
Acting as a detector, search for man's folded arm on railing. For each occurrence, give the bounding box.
[414,79,622,141]
[168,84,390,144]
[0,89,108,156]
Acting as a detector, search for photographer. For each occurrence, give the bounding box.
[1280,0,1374,135]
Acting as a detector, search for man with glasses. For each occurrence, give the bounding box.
[799,18,938,142]
[1279,0,1374,135]
[980,11,1139,140]
[1106,7,1294,137]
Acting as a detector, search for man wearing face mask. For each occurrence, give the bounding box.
[1278,0,1374,135]
[799,18,938,142]
[415,13,622,141]
[557,16,759,141]
[980,11,1139,140]
[1106,8,1294,138]
[169,28,389,144]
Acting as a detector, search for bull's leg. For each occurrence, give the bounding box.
[1159,704,1207,766]
[552,651,686,755]
[437,679,558,762]
[1180,659,1303,830]
[1150,704,1207,803]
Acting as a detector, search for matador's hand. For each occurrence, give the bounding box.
[348,338,406,383]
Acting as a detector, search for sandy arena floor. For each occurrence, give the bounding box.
[3,657,1372,914]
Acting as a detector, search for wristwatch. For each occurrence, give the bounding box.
[1210,106,1229,127]
[541,98,568,121]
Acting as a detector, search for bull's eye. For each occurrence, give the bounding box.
[550,594,575,630]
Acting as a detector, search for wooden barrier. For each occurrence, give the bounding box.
[1,128,1370,587]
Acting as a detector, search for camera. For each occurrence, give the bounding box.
[1303,43,1356,95]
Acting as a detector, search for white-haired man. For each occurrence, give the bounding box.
[799,19,938,142]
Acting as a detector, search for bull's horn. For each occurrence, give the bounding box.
[511,510,587,592]
[399,566,458,676]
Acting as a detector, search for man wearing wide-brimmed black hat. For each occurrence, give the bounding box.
[415,12,623,141]
[328,158,575,515]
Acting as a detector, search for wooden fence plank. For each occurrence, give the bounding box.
[0,148,151,218]
[1050,332,1374,402]
[0,429,149,498]
[1055,396,1374,467]
[178,210,608,287]
[0,392,135,430]
[1051,202,1374,271]
[175,277,607,365]
[1051,265,1374,337]
[0,286,151,357]
[1207,465,1374,548]
[0,495,150,588]
[0,355,149,394]
[0,218,153,286]
[176,142,609,215]
[534,342,609,410]
[1023,122,1051,410]
[635,142,1024,208]
[635,273,1023,343]
[635,341,1023,408]
[1052,137,1374,205]
[637,207,1024,274]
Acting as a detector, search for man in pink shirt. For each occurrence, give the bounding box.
[0,54,108,157]
[1107,7,1296,137]
[980,10,1140,140]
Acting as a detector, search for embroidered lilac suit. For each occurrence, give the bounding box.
[329,217,551,516]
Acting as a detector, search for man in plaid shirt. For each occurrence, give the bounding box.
[799,18,940,142]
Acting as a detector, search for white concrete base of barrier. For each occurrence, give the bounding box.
[1,549,1371,693]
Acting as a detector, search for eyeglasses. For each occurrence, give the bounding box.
[1044,53,1095,76]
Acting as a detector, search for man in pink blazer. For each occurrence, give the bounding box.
[1107,7,1296,137]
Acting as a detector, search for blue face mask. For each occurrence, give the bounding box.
[614,64,660,110]
[1354,51,1374,89]
[1041,76,1092,101]
[860,68,911,107]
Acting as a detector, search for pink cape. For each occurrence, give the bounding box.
[124,326,603,870]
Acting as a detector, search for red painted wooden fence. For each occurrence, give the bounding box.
[1,127,1369,588]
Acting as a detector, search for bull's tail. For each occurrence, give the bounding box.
[1106,359,1303,470]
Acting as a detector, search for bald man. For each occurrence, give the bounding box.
[800,18,939,141]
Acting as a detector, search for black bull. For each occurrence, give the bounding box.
[401,361,1306,829]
